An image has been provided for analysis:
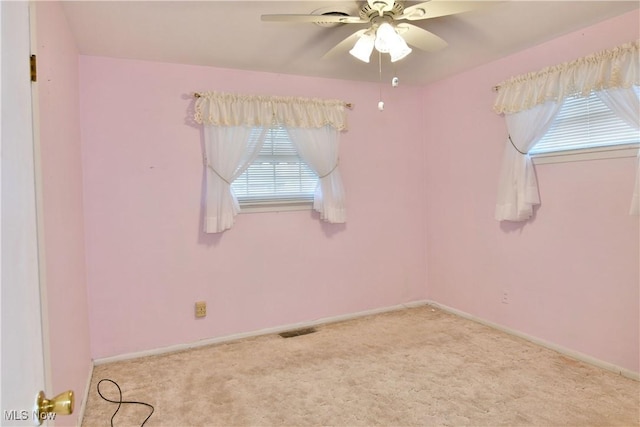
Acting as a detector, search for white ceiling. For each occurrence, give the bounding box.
[61,1,640,86]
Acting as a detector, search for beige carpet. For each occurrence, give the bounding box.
[82,306,639,426]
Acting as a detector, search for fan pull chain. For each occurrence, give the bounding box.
[378,50,384,111]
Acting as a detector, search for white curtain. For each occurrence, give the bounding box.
[203,125,265,233]
[494,41,639,221]
[194,92,349,232]
[494,41,639,115]
[195,92,348,130]
[287,126,346,223]
[495,101,564,221]
[595,86,640,215]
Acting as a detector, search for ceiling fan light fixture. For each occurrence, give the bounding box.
[373,22,412,61]
[373,22,397,53]
[389,37,412,62]
[349,32,375,62]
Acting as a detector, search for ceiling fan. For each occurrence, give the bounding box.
[261,0,486,63]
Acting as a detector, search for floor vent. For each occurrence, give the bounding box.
[279,327,317,338]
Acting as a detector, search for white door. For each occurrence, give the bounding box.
[1,1,48,425]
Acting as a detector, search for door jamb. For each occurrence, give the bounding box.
[28,0,53,399]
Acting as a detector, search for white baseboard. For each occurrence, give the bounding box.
[93,299,638,382]
[76,364,94,426]
[94,300,430,365]
[427,300,640,381]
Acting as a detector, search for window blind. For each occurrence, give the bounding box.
[231,125,318,205]
[530,87,640,155]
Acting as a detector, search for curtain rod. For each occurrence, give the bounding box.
[193,92,353,109]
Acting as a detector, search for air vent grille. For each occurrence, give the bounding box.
[279,327,317,338]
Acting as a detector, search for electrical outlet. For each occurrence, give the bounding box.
[195,301,207,318]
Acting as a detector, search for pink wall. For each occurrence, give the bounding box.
[422,10,639,373]
[79,57,428,358]
[36,2,92,425]
[74,5,638,375]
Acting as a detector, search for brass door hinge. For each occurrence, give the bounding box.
[30,54,37,82]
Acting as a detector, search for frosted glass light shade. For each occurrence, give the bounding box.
[351,23,413,63]
[389,37,412,62]
[349,33,375,63]
[374,22,396,53]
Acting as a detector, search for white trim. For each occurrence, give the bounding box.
[75,366,94,427]
[93,299,639,382]
[532,143,639,165]
[427,300,640,381]
[239,200,313,214]
[28,1,55,403]
[0,2,4,415]
[94,300,430,365]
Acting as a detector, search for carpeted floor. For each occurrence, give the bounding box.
[82,305,639,426]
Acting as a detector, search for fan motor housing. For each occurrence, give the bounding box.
[360,0,405,19]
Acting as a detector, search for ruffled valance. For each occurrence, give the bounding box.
[494,41,639,114]
[194,91,348,131]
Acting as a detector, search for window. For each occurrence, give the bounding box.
[231,125,318,210]
[530,86,640,162]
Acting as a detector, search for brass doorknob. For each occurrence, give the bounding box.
[36,390,74,424]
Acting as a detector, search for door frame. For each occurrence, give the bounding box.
[1,1,52,425]
[29,0,54,400]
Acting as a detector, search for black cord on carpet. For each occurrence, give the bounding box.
[97,379,154,427]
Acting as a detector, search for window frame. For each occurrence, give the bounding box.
[532,143,639,165]
[529,87,640,165]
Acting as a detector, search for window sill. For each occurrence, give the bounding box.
[531,143,639,165]
[239,200,313,214]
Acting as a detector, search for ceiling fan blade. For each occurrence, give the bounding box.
[323,29,368,59]
[399,1,486,20]
[396,23,447,52]
[261,14,367,25]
